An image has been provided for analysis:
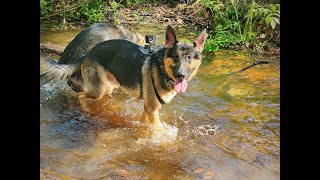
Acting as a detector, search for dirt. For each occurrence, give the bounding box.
[43,3,208,31]
[111,3,209,29]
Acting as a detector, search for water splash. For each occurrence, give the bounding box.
[193,124,221,136]
[41,80,74,92]
[40,81,76,100]
[137,121,178,146]
[175,112,221,137]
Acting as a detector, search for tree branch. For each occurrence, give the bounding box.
[229,60,271,75]
[40,43,65,55]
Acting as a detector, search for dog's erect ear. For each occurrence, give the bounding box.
[165,25,178,48]
[193,29,207,53]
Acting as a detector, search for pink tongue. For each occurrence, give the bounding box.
[174,79,187,94]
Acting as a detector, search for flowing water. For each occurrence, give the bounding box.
[40,24,280,179]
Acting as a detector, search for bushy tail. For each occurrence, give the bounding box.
[40,58,81,86]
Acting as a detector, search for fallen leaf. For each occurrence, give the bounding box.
[177,17,184,24]
[260,34,266,38]
[203,170,215,179]
[125,17,135,21]
[194,168,205,174]
[205,171,215,176]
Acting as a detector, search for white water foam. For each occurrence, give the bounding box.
[193,124,221,136]
[176,112,222,137]
[40,81,76,98]
[137,121,178,146]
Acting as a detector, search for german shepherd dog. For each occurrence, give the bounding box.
[58,23,145,65]
[41,25,206,129]
[41,23,145,87]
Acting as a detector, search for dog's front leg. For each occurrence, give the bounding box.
[148,110,163,129]
[142,105,163,129]
[141,106,149,123]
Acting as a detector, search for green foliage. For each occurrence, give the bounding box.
[196,0,280,52]
[132,0,148,4]
[179,38,191,43]
[40,0,52,16]
[79,0,105,23]
[40,0,106,24]
[122,0,182,6]
[204,24,241,52]
[132,11,142,21]
[105,0,122,24]
[40,0,279,52]
[263,3,280,30]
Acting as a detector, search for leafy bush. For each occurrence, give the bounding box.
[79,0,105,23]
[40,0,279,52]
[196,0,280,52]
[40,0,106,24]
[40,0,52,16]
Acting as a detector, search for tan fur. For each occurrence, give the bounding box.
[151,63,177,103]
[137,46,203,128]
[81,58,120,100]
[140,58,163,128]
[163,57,176,81]
[118,86,141,99]
[188,59,202,81]
[111,26,145,47]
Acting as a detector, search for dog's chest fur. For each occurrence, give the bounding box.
[160,89,177,103]
[141,56,177,104]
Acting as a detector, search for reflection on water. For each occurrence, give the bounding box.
[40,24,280,179]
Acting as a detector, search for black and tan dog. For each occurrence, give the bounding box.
[40,23,145,86]
[41,25,206,129]
[59,23,145,64]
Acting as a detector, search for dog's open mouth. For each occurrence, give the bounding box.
[173,79,187,94]
[166,78,187,94]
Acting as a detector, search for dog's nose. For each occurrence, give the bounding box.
[176,74,185,81]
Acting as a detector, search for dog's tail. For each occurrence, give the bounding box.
[40,58,81,86]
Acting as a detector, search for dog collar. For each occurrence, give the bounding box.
[150,73,166,105]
